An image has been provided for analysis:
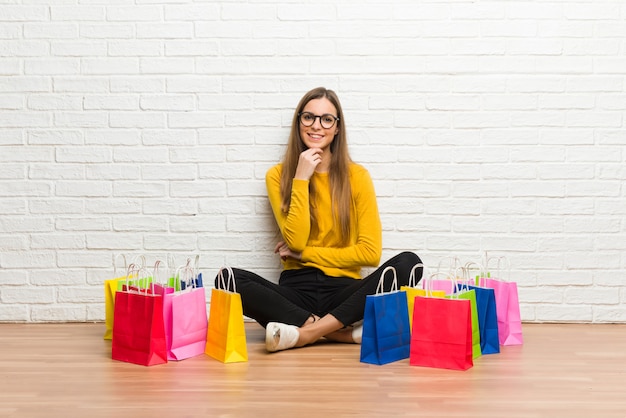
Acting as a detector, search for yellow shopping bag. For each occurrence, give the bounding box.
[401,264,445,332]
[104,255,134,340]
[205,267,248,363]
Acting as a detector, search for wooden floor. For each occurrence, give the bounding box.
[1,323,625,418]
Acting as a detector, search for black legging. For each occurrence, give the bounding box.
[215,251,422,328]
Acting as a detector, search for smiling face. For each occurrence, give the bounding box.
[299,97,339,152]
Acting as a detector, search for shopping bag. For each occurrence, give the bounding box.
[180,272,203,290]
[429,265,482,359]
[111,268,167,366]
[152,260,178,360]
[104,255,136,340]
[400,264,445,332]
[152,282,175,357]
[166,254,203,290]
[410,293,473,371]
[466,283,500,354]
[429,257,461,294]
[360,266,411,365]
[430,259,477,294]
[410,271,473,370]
[167,264,208,360]
[452,286,482,359]
[205,267,248,363]
[482,256,523,345]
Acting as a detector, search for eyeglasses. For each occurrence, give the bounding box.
[298,112,339,129]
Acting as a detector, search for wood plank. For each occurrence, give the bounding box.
[0,323,625,418]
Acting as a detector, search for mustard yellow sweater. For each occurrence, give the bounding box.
[265,163,382,279]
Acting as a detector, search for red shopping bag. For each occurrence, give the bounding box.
[112,268,167,366]
[401,264,445,332]
[410,274,473,371]
[410,296,473,371]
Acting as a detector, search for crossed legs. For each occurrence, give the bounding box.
[221,251,422,352]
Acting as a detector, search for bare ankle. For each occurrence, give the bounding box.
[302,314,319,327]
[324,327,354,344]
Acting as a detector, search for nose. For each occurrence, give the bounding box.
[311,116,323,129]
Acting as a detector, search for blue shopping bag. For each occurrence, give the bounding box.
[467,283,500,354]
[360,267,411,365]
[453,283,499,355]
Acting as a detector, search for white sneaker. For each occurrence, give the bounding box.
[351,320,364,344]
[266,322,300,352]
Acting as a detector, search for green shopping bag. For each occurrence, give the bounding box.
[449,286,482,359]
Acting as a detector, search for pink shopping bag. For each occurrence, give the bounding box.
[154,262,208,360]
[481,256,523,346]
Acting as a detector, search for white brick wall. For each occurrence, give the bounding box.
[1,0,625,323]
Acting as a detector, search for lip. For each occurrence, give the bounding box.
[307,133,324,141]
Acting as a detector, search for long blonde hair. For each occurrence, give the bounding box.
[279,87,353,246]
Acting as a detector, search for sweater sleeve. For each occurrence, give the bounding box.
[266,164,311,252]
[300,165,382,269]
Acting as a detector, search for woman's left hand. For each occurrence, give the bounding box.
[274,241,302,261]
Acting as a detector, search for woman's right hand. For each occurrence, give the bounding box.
[274,241,302,261]
[294,148,323,180]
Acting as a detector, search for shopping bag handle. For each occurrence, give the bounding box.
[420,272,447,298]
[427,271,460,298]
[173,264,195,292]
[216,266,236,293]
[484,254,511,282]
[375,266,398,295]
[130,254,146,269]
[113,253,128,278]
[190,254,200,282]
[123,264,151,294]
[152,260,167,288]
[436,256,461,275]
[407,263,427,288]
[454,266,471,293]
[462,261,485,286]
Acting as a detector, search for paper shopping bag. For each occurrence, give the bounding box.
[482,277,523,345]
[400,264,445,332]
[429,279,456,295]
[467,284,500,354]
[166,254,203,290]
[104,255,136,340]
[180,272,203,290]
[430,267,481,359]
[452,287,482,359]
[205,267,248,363]
[482,256,523,345]
[104,276,126,340]
[152,282,176,359]
[410,295,473,371]
[111,274,167,366]
[168,265,208,360]
[170,287,207,360]
[360,266,411,365]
